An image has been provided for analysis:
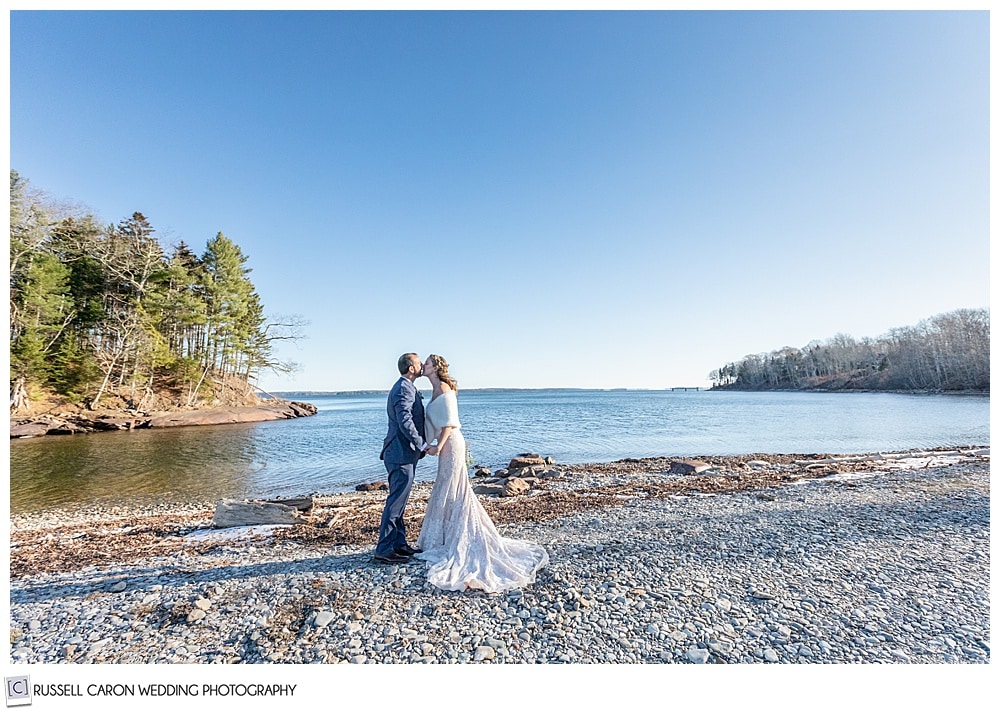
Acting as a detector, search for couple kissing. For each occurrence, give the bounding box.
[377,353,548,593]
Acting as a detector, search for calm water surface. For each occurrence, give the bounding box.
[9,390,989,514]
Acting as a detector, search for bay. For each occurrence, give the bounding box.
[8,389,989,515]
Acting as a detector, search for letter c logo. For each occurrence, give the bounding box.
[8,679,27,695]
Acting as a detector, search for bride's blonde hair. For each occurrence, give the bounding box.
[428,354,458,393]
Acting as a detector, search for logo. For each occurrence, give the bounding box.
[5,677,31,707]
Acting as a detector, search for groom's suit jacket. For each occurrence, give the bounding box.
[380,377,427,465]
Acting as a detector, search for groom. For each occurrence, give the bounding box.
[375,353,430,564]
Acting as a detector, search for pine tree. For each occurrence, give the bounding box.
[10,173,306,413]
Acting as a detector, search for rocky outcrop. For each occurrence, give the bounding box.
[91,416,142,431]
[10,400,317,439]
[9,422,51,438]
[146,402,311,428]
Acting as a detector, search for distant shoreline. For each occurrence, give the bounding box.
[708,387,989,396]
[271,387,663,397]
[272,387,988,397]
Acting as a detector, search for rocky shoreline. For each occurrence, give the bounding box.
[9,400,318,438]
[8,447,990,664]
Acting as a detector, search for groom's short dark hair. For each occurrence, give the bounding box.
[398,353,418,375]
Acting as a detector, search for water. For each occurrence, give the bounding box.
[9,389,989,514]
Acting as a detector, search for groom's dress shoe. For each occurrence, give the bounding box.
[374,552,409,564]
[395,544,422,557]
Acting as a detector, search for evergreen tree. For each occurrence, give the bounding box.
[201,232,254,378]
[9,172,305,412]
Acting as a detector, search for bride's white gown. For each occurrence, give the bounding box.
[416,391,549,593]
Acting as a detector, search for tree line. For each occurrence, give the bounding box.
[709,308,989,392]
[9,170,303,411]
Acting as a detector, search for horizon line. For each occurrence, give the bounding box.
[268,386,709,395]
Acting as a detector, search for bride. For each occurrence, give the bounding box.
[415,354,549,593]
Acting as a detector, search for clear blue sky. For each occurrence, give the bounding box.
[9,10,989,391]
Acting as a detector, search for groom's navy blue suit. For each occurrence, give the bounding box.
[376,376,427,557]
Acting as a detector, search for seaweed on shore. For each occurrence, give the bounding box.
[9,449,988,580]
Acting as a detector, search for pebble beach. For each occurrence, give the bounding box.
[8,448,990,665]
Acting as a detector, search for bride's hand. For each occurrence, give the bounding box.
[427,445,439,456]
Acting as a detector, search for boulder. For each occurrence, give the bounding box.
[669,459,713,475]
[355,482,388,492]
[544,456,556,465]
[508,454,546,470]
[472,483,504,497]
[500,477,530,497]
[472,466,492,477]
[288,401,318,417]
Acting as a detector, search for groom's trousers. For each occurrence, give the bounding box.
[376,461,415,556]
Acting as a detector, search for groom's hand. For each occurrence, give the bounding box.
[427,445,439,456]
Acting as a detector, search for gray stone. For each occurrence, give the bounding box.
[473,646,496,661]
[709,640,734,655]
[686,646,710,663]
[314,611,335,628]
[472,484,503,497]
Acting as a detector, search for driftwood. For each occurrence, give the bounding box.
[212,499,310,528]
[263,496,314,512]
